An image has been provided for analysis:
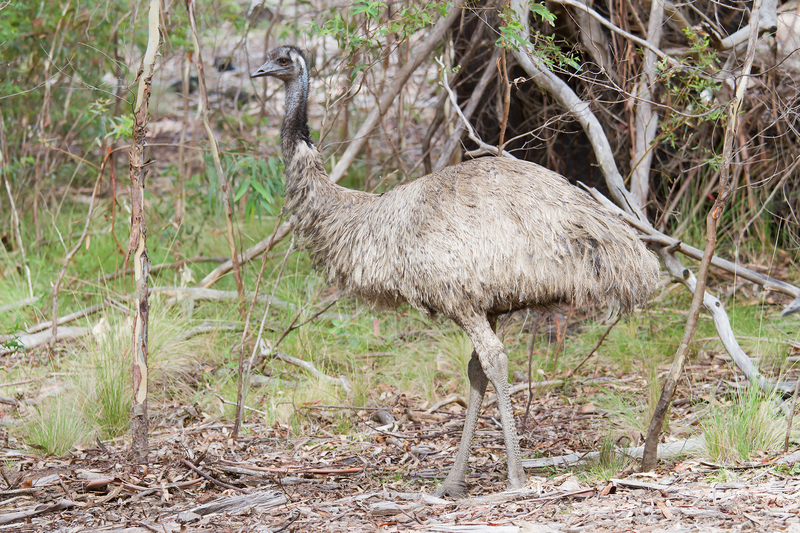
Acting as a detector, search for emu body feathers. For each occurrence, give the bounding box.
[253,45,659,498]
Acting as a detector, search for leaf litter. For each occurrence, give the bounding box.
[2,357,800,533]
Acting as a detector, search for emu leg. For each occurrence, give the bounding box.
[461,316,526,491]
[434,350,488,499]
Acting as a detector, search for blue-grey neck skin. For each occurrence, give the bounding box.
[280,54,312,163]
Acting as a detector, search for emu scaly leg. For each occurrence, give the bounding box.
[435,316,526,498]
[463,316,526,491]
[434,350,488,499]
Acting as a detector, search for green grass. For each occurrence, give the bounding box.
[701,382,787,463]
[26,398,91,456]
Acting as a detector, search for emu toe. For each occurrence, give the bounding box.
[434,480,468,500]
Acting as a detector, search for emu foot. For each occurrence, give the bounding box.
[433,480,468,500]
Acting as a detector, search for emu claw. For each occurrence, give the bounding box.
[433,481,468,500]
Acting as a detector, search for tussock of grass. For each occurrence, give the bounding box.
[701,383,786,463]
[26,398,91,456]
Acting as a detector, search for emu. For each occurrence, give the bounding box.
[252,45,660,498]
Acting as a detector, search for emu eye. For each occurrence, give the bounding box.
[279,58,288,66]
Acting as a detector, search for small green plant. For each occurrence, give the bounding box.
[233,155,284,221]
[496,2,581,71]
[701,383,785,463]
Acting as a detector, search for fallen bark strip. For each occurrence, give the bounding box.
[185,490,287,516]
[521,436,704,470]
[0,499,75,525]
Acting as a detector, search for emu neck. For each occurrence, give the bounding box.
[280,74,312,163]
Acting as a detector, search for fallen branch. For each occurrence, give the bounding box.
[510,0,645,221]
[267,345,352,395]
[95,256,228,284]
[0,326,90,356]
[521,436,704,470]
[0,297,39,314]
[24,302,107,335]
[0,499,75,525]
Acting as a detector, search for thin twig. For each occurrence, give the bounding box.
[571,316,621,376]
[523,313,544,427]
[233,214,284,438]
[784,378,800,453]
[50,146,110,353]
[180,459,248,494]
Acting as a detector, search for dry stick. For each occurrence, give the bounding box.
[587,187,800,315]
[177,50,192,225]
[127,0,161,463]
[435,54,508,161]
[550,304,574,375]
[509,0,644,221]
[592,191,796,393]
[26,302,107,335]
[197,3,463,290]
[95,256,228,284]
[421,19,485,174]
[641,0,763,472]
[233,215,284,439]
[0,111,32,299]
[784,377,800,453]
[49,148,110,352]
[434,48,504,170]
[522,313,545,427]
[630,0,664,209]
[186,0,244,313]
[497,46,512,155]
[180,459,248,494]
[570,316,621,376]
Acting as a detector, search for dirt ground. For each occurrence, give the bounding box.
[3,367,800,533]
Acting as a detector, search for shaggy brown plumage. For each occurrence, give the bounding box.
[252,45,660,498]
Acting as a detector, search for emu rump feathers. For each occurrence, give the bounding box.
[252,45,660,499]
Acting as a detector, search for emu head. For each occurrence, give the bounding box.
[251,46,307,82]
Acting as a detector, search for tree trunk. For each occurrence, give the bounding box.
[128,0,161,463]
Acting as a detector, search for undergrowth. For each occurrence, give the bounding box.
[2,196,799,466]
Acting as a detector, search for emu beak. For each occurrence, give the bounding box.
[250,63,275,79]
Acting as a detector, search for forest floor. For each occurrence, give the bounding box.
[4,353,800,533]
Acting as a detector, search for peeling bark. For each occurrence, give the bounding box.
[128,0,161,463]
